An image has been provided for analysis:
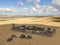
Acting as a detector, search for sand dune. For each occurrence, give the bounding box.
[0,17,60,27]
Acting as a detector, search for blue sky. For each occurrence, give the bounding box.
[0,0,19,8]
[0,0,52,8]
[0,0,60,16]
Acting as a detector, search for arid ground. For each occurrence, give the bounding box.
[0,16,60,45]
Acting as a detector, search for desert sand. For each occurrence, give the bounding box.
[0,16,60,45]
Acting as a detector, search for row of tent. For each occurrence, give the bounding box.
[11,24,56,36]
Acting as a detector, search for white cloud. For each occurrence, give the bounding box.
[0,6,58,16]
[0,8,16,13]
[33,5,58,12]
[21,5,58,15]
[36,0,40,2]
[52,0,60,6]
[35,4,40,9]
[15,0,60,16]
[42,5,58,12]
[31,7,37,12]
[33,0,40,5]
[17,1,24,6]
[52,0,60,9]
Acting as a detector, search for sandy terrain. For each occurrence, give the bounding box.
[0,17,60,27]
[0,16,60,45]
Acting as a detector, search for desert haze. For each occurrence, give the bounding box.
[0,16,60,45]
